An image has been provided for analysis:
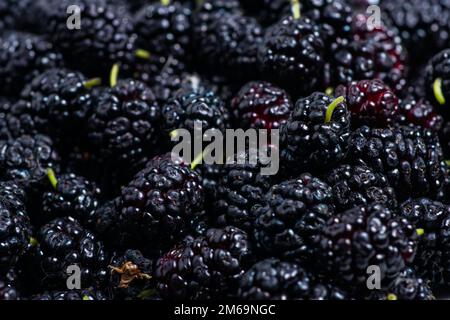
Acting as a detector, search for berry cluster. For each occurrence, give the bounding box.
[1,0,450,301]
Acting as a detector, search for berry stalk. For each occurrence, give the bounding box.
[83,77,102,89]
[291,0,301,19]
[110,63,120,87]
[416,228,425,236]
[325,96,345,123]
[46,168,58,189]
[387,294,398,301]
[135,49,151,60]
[433,78,446,105]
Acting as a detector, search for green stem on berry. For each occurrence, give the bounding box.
[191,143,217,170]
[29,237,38,246]
[387,294,398,301]
[291,0,301,19]
[191,150,204,170]
[169,129,179,139]
[135,49,151,60]
[325,87,334,96]
[82,296,91,301]
[83,77,102,89]
[161,0,170,5]
[110,63,120,88]
[416,228,425,236]
[446,160,450,166]
[433,78,446,105]
[46,168,58,189]
[324,96,345,123]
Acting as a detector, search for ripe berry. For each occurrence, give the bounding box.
[232,81,293,130]
[335,79,399,127]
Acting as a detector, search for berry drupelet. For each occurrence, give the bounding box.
[280,92,351,173]
[11,68,98,142]
[87,79,161,167]
[0,182,32,272]
[258,15,324,95]
[108,249,154,300]
[253,173,335,260]
[0,134,60,183]
[213,150,274,232]
[399,198,450,287]
[231,81,293,130]
[324,163,397,211]
[334,79,399,127]
[40,171,102,227]
[155,226,253,300]
[36,217,109,290]
[134,2,192,61]
[348,125,447,200]
[238,258,349,300]
[313,203,418,290]
[44,0,136,76]
[119,153,204,253]
[0,31,63,97]
[161,90,230,137]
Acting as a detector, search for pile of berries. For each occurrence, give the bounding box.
[2,0,450,301]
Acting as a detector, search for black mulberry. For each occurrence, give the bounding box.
[399,198,450,287]
[87,79,161,167]
[231,81,293,130]
[119,153,204,253]
[348,125,447,200]
[238,258,349,300]
[0,32,63,97]
[253,173,335,260]
[0,182,32,272]
[324,163,397,211]
[258,16,324,95]
[280,92,351,172]
[155,226,253,300]
[313,203,418,289]
[35,217,109,290]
